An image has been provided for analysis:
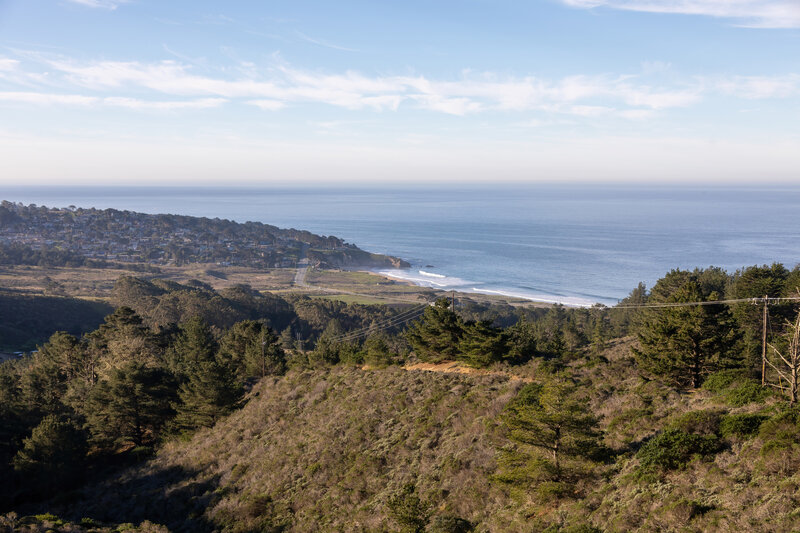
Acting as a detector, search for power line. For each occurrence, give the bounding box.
[327,308,428,344]
[325,302,431,343]
[608,296,800,310]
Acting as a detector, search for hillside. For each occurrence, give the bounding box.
[0,201,409,271]
[35,344,800,532]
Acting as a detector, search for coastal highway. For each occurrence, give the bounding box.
[294,244,310,287]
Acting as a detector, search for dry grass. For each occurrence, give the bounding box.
[33,339,800,532]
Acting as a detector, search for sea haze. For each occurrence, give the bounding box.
[4,185,800,306]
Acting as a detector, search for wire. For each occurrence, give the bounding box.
[609,296,800,310]
[324,302,431,343]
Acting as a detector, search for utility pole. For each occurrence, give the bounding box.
[762,295,768,386]
[261,327,266,378]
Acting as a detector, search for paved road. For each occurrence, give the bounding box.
[293,244,310,287]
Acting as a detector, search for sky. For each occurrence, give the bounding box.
[0,0,798,185]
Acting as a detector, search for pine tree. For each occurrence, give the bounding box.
[458,320,509,367]
[173,352,242,431]
[496,375,602,488]
[506,317,537,364]
[12,415,87,492]
[166,316,217,379]
[86,307,158,376]
[634,279,739,389]
[219,320,286,378]
[406,299,464,362]
[84,363,177,448]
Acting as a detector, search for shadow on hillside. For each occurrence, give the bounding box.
[61,464,222,533]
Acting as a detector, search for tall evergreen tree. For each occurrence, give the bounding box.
[84,362,177,448]
[458,320,509,367]
[634,273,740,389]
[728,263,792,373]
[166,316,217,379]
[173,353,242,430]
[497,375,602,487]
[12,414,87,494]
[406,299,464,362]
[506,317,537,364]
[219,320,286,379]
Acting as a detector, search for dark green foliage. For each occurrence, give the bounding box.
[173,344,243,431]
[407,299,464,362]
[428,515,474,533]
[361,333,399,367]
[637,429,721,473]
[701,369,747,393]
[84,363,177,448]
[634,271,740,389]
[12,415,87,493]
[387,483,431,533]
[758,408,800,458]
[505,317,537,364]
[720,413,767,439]
[218,320,286,379]
[727,264,795,372]
[165,316,217,378]
[0,290,111,352]
[702,369,770,406]
[669,409,722,436]
[458,320,510,367]
[497,375,603,488]
[85,307,158,375]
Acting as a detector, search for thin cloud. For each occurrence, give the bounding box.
[247,99,287,111]
[3,52,799,118]
[67,0,129,9]
[295,32,359,52]
[0,91,226,110]
[560,0,800,28]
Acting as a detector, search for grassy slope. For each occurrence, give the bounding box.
[48,341,800,532]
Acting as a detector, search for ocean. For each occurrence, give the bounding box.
[3,184,800,306]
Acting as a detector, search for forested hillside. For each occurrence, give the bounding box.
[2,263,800,531]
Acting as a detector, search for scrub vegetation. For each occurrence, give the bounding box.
[2,263,800,531]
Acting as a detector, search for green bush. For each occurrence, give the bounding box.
[720,413,767,438]
[428,515,473,533]
[637,429,721,472]
[759,408,800,456]
[725,381,770,407]
[669,410,722,436]
[701,369,769,406]
[702,369,747,393]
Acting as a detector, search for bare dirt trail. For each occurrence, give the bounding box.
[402,361,534,382]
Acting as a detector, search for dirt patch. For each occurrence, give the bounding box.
[403,361,534,382]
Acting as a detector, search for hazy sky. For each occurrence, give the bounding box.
[0,0,798,185]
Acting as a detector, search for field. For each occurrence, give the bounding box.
[0,263,551,310]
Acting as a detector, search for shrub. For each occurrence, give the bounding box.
[759,408,800,456]
[387,483,431,533]
[669,410,722,436]
[720,413,767,439]
[702,369,770,406]
[637,429,721,472]
[428,515,473,533]
[702,369,746,393]
[725,381,770,407]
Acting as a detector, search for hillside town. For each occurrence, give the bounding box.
[0,201,405,270]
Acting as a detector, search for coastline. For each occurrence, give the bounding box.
[364,267,599,308]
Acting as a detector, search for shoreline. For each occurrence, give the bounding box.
[360,268,599,308]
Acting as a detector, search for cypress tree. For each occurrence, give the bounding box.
[173,353,242,430]
[84,362,177,448]
[458,320,509,367]
[634,273,740,389]
[406,299,464,362]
